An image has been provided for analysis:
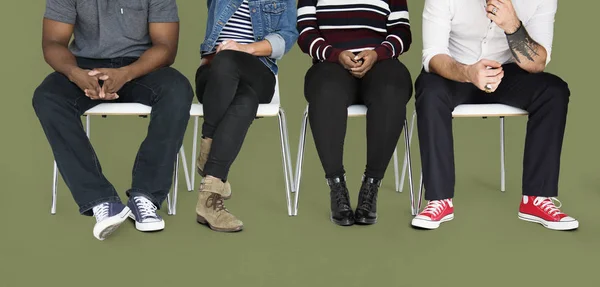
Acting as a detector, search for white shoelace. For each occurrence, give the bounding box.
[422,200,448,217]
[92,203,110,223]
[533,197,563,216]
[134,196,158,219]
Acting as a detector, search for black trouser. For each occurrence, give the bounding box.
[33,57,194,215]
[415,63,570,200]
[195,50,275,180]
[304,60,413,179]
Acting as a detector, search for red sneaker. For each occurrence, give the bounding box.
[411,199,454,229]
[518,196,578,231]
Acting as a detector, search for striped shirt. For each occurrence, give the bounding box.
[297,0,412,62]
[203,0,255,56]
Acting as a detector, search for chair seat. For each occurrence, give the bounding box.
[84,103,152,116]
[452,104,528,118]
[347,105,368,117]
[190,103,280,118]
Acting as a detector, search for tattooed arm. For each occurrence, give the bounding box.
[486,0,557,73]
[505,22,547,73]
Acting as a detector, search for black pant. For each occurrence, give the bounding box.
[304,60,413,179]
[195,50,275,180]
[415,64,570,200]
[33,57,193,215]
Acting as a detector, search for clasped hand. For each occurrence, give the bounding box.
[339,50,378,78]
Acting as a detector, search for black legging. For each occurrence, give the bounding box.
[195,50,276,180]
[304,59,413,179]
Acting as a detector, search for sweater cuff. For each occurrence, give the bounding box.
[374,45,393,61]
[325,47,344,63]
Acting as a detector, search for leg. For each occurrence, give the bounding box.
[119,67,194,209]
[304,62,358,178]
[196,51,276,232]
[414,71,475,201]
[33,72,120,215]
[493,64,570,197]
[360,59,412,179]
[304,62,358,226]
[202,51,276,180]
[354,59,412,225]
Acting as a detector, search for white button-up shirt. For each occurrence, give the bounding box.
[422,0,557,72]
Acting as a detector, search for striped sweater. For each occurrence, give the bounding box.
[297,0,411,62]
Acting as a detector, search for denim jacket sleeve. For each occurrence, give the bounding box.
[265,0,299,60]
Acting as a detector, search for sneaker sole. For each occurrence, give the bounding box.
[93,207,132,241]
[196,215,243,232]
[196,166,232,200]
[411,214,454,230]
[128,214,165,232]
[518,212,579,231]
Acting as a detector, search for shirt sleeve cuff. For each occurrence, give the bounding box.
[44,11,76,25]
[374,45,392,61]
[265,33,286,60]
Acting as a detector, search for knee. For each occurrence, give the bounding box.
[154,68,194,107]
[32,77,61,119]
[541,73,570,104]
[210,50,241,76]
[414,72,452,112]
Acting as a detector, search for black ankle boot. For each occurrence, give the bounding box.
[355,176,381,225]
[327,176,354,226]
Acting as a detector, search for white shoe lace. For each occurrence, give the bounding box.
[134,196,158,220]
[533,197,563,217]
[421,200,448,217]
[92,203,110,223]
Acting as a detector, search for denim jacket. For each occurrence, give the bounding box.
[201,0,299,75]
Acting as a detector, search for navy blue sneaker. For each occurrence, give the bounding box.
[92,202,131,241]
[127,195,165,232]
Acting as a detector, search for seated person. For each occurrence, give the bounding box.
[33,0,193,240]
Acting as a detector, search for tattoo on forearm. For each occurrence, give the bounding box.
[506,23,540,63]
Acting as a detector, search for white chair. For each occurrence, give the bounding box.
[50,103,191,216]
[188,76,295,216]
[398,104,529,211]
[294,105,417,216]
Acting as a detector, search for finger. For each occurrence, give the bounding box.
[354,51,368,61]
[484,67,503,76]
[480,59,502,68]
[98,74,109,81]
[88,70,102,76]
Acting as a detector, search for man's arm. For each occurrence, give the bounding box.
[422,0,466,81]
[42,19,78,79]
[121,22,179,81]
[486,0,556,73]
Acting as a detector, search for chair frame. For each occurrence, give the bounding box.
[397,104,528,212]
[294,105,417,216]
[187,76,296,216]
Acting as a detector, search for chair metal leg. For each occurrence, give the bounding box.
[403,119,416,216]
[393,147,400,192]
[166,193,172,216]
[277,108,293,216]
[294,107,309,216]
[400,110,416,193]
[169,153,180,215]
[500,117,506,192]
[179,146,192,191]
[190,117,199,190]
[51,161,58,215]
[85,115,91,138]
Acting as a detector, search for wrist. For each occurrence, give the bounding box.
[119,66,135,82]
[505,20,522,35]
[65,66,81,81]
[461,64,472,83]
[245,44,257,56]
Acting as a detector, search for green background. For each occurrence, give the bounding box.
[1,1,598,286]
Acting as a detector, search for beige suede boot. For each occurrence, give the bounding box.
[196,176,243,232]
[196,137,232,199]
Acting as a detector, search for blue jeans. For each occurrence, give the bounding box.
[33,57,193,215]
